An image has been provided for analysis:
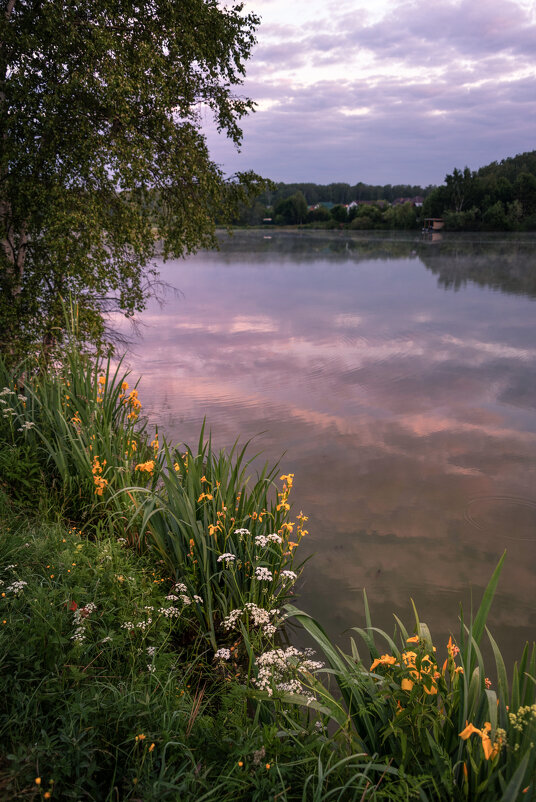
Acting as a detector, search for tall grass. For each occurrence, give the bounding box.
[128,431,306,648]
[281,556,536,801]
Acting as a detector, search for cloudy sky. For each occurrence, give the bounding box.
[206,0,536,187]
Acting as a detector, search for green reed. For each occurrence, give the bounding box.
[128,430,306,650]
[280,555,535,801]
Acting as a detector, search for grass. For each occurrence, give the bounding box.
[0,322,534,800]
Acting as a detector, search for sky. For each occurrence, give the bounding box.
[205,0,536,187]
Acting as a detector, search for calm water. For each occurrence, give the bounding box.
[122,230,536,657]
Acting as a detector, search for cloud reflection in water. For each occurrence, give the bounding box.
[122,232,536,654]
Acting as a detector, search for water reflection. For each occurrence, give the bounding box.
[122,231,536,655]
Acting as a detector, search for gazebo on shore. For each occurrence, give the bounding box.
[422,218,444,231]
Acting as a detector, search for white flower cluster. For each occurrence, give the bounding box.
[222,603,279,637]
[254,566,273,582]
[217,553,236,565]
[116,537,127,545]
[254,533,282,547]
[71,603,97,644]
[147,646,157,656]
[121,613,153,632]
[158,606,181,618]
[280,570,297,583]
[234,528,250,541]
[159,585,203,616]
[18,421,35,432]
[0,388,15,397]
[5,579,28,595]
[253,647,324,699]
[214,648,231,661]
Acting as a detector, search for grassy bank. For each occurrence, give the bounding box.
[0,331,534,801]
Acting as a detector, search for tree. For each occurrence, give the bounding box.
[514,172,536,216]
[330,204,348,223]
[445,167,474,212]
[1,0,263,357]
[273,191,308,225]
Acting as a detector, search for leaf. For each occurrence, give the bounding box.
[499,751,530,802]
[472,552,506,647]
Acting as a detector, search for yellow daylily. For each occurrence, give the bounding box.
[459,721,501,760]
[370,654,398,671]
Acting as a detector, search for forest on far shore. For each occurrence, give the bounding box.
[230,150,536,231]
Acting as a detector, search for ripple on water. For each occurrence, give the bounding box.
[464,495,536,541]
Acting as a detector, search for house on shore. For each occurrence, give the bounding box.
[422,218,444,231]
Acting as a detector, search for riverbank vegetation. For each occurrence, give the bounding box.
[0,1,267,363]
[1,326,534,800]
[229,150,536,233]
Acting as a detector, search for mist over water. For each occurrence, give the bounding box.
[122,230,536,656]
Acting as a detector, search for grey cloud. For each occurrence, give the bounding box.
[206,63,536,183]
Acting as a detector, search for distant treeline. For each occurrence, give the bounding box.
[229,150,536,231]
[423,150,536,230]
[257,181,431,206]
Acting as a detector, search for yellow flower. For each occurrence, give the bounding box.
[135,733,146,741]
[280,473,294,483]
[135,460,155,474]
[98,376,106,385]
[370,654,398,671]
[406,635,419,643]
[148,742,155,752]
[35,778,41,786]
[402,651,417,666]
[459,721,501,760]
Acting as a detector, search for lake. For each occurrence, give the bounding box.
[121,229,536,658]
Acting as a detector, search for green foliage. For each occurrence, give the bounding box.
[129,434,305,649]
[0,442,42,504]
[0,0,266,358]
[330,204,348,223]
[422,150,536,230]
[274,192,309,225]
[283,556,536,801]
[0,325,153,524]
[0,500,408,801]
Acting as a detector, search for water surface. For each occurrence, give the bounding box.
[122,231,536,658]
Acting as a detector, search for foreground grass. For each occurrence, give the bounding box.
[1,497,409,802]
[0,326,534,800]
